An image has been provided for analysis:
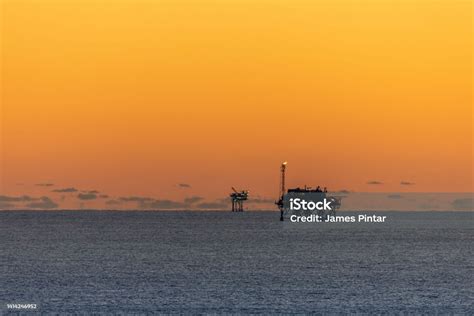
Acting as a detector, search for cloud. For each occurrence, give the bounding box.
[177,183,191,189]
[387,194,403,199]
[337,189,351,194]
[367,181,383,185]
[99,195,109,199]
[0,195,37,202]
[26,197,58,209]
[77,193,97,200]
[52,187,78,193]
[0,202,15,209]
[183,196,204,204]
[400,181,415,185]
[418,203,438,210]
[0,195,57,209]
[82,190,99,194]
[36,183,54,187]
[248,197,274,204]
[196,201,228,209]
[119,196,155,203]
[452,198,473,211]
[141,199,186,209]
[118,196,187,209]
[105,200,121,206]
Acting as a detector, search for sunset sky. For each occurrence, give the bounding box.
[1,0,472,209]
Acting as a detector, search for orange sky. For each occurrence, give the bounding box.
[1,0,472,203]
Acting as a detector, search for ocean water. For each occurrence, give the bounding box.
[0,211,472,314]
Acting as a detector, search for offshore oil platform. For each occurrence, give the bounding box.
[230,187,248,212]
[276,161,342,221]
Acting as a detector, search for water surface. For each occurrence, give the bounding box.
[0,211,472,314]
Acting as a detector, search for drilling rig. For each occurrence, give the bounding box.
[230,187,248,212]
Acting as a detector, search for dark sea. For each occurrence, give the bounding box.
[0,211,472,314]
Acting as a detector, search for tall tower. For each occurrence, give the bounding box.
[276,161,287,221]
